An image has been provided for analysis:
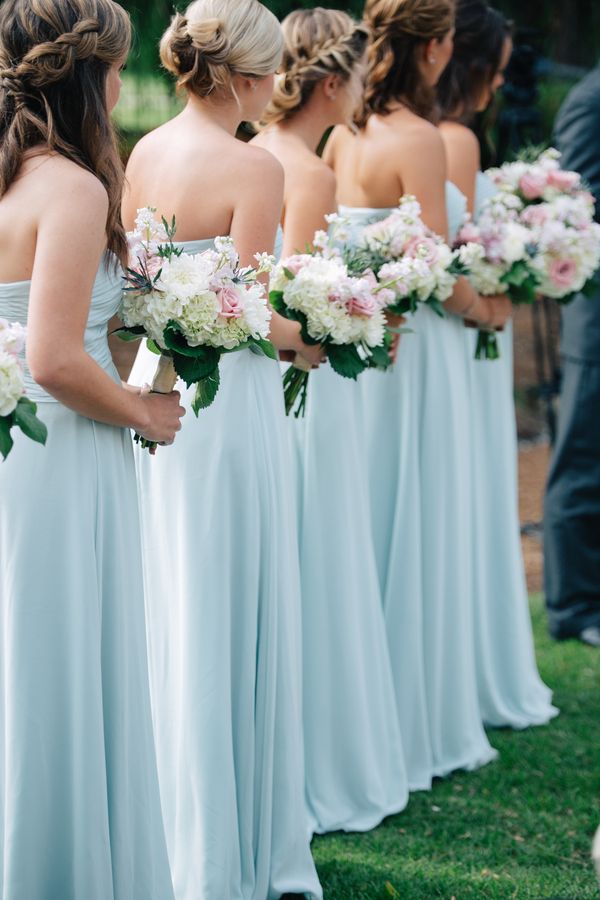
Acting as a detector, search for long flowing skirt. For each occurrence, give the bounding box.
[291,363,408,834]
[465,322,558,727]
[132,347,322,900]
[0,402,174,900]
[362,307,498,786]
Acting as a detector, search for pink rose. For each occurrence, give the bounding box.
[347,293,378,317]
[549,258,577,291]
[548,169,580,192]
[283,254,310,276]
[519,172,548,200]
[404,235,439,265]
[457,222,481,244]
[521,205,550,227]
[218,286,243,318]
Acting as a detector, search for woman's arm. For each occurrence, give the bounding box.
[231,147,323,366]
[27,166,185,444]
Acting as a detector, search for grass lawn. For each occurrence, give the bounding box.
[312,595,600,899]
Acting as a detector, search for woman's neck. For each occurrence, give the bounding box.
[183,92,243,137]
[272,103,334,155]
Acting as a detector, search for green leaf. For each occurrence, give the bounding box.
[114,325,146,342]
[327,343,366,380]
[426,297,446,318]
[14,397,48,445]
[173,348,220,387]
[248,338,278,360]
[192,367,221,415]
[146,339,162,355]
[0,416,14,460]
[368,343,393,370]
[268,290,286,315]
[162,321,207,358]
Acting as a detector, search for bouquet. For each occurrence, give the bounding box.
[454,204,538,359]
[454,148,600,359]
[269,252,391,417]
[336,197,459,318]
[0,319,48,460]
[118,208,276,449]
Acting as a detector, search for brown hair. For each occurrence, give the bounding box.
[437,0,510,123]
[360,0,455,126]
[160,0,283,100]
[260,8,368,127]
[0,0,131,262]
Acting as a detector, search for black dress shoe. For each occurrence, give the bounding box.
[579,626,600,647]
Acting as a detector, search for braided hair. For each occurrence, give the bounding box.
[160,0,283,99]
[359,0,455,126]
[0,0,131,262]
[260,8,369,127]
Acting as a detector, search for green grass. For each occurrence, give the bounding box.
[312,595,600,899]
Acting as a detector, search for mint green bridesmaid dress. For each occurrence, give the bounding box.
[465,173,558,728]
[130,240,323,900]
[340,184,498,789]
[0,259,174,900]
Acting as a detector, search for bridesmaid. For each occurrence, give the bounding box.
[0,1,184,898]
[252,8,409,834]
[437,0,558,728]
[121,1,323,897]
[326,0,512,787]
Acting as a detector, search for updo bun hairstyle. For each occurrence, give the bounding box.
[160,0,283,100]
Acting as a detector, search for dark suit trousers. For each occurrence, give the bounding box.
[544,356,600,637]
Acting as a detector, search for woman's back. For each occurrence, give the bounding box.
[327,108,450,237]
[123,112,282,244]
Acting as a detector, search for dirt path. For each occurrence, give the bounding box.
[518,442,550,594]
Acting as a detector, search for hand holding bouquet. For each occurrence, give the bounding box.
[0,319,48,460]
[118,208,276,449]
[269,253,390,417]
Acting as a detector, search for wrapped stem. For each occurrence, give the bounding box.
[282,354,311,418]
[474,329,501,361]
[151,354,178,393]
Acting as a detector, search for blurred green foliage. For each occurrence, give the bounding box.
[121,0,599,74]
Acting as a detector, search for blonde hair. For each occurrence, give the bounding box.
[261,7,368,126]
[160,0,283,99]
[360,0,455,126]
[0,0,132,262]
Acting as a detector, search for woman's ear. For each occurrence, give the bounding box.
[423,37,439,67]
[321,73,342,101]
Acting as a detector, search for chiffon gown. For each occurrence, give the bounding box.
[339,184,498,791]
[464,173,558,728]
[0,260,174,900]
[288,327,409,834]
[129,240,323,900]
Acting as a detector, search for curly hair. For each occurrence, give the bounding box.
[160,0,283,99]
[260,7,368,127]
[0,0,131,262]
[436,0,510,123]
[359,0,455,126]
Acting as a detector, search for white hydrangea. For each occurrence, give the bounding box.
[0,348,25,416]
[273,255,386,348]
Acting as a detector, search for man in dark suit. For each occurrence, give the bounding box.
[544,66,600,647]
